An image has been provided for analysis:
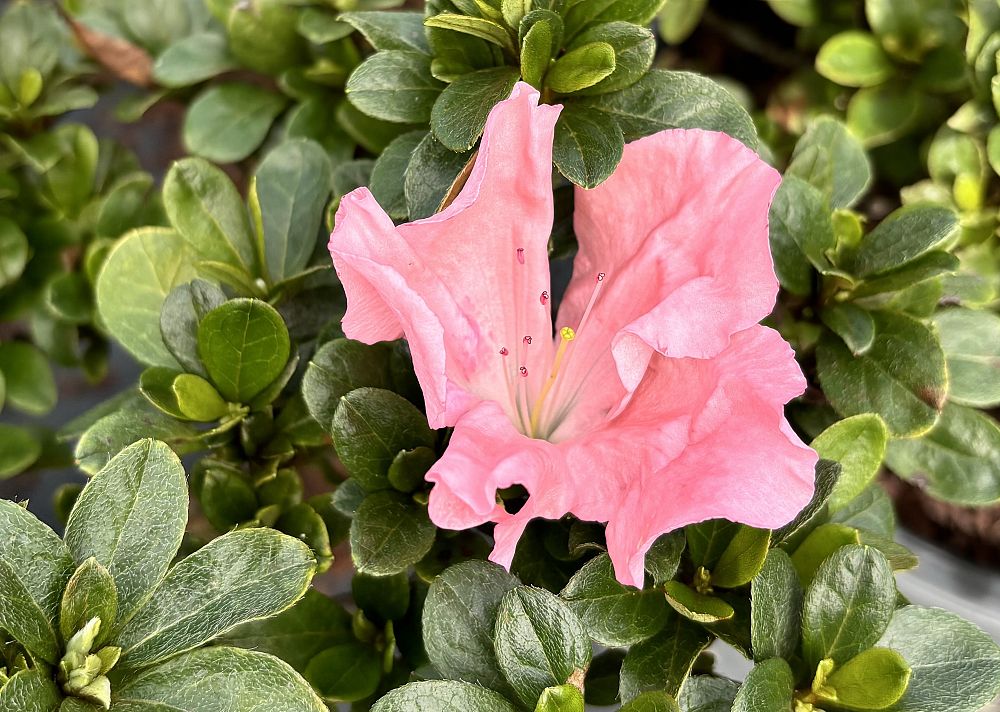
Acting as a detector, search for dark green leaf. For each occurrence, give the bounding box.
[404,132,473,219]
[847,84,922,147]
[0,667,62,712]
[0,425,41,479]
[369,130,426,220]
[304,642,382,702]
[199,467,258,531]
[773,459,841,543]
[731,658,795,712]
[619,613,712,702]
[431,67,520,151]
[821,304,876,356]
[350,490,436,575]
[767,175,835,295]
[851,251,958,299]
[388,446,436,493]
[787,117,871,209]
[424,14,515,52]
[340,11,430,53]
[852,205,958,277]
[346,51,443,124]
[371,680,520,712]
[750,549,801,662]
[676,676,738,712]
[302,339,393,432]
[494,586,592,708]
[644,531,685,586]
[159,279,226,378]
[553,104,623,188]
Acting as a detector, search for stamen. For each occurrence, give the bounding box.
[528,327,576,436]
[523,335,532,345]
[575,271,608,342]
[499,347,508,356]
[540,290,549,305]
[516,247,525,264]
[519,366,528,377]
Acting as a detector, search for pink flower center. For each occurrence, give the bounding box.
[498,247,607,440]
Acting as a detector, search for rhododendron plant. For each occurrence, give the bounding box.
[329,83,818,587]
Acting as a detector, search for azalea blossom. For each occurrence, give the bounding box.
[328,83,817,588]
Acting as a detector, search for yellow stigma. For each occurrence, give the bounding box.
[528,327,576,437]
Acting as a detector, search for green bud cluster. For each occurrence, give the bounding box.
[58,618,121,710]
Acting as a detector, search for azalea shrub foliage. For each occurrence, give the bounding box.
[2,0,1000,711]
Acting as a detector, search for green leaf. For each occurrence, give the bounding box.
[619,691,679,712]
[60,557,118,644]
[0,499,74,663]
[932,308,1000,407]
[816,31,895,87]
[817,310,947,437]
[0,425,41,479]
[226,0,308,75]
[350,490,436,575]
[302,339,393,432]
[711,526,770,589]
[885,403,1000,505]
[821,304,876,356]
[199,467,258,531]
[847,84,922,148]
[0,217,29,288]
[332,387,435,491]
[563,0,665,39]
[790,522,861,587]
[801,545,895,667]
[559,553,669,647]
[574,69,757,148]
[684,520,739,569]
[431,67,521,151]
[278,504,333,572]
[404,133,473,219]
[852,250,958,300]
[64,440,188,630]
[197,298,291,403]
[153,32,236,88]
[619,613,712,702]
[371,680,520,712]
[569,22,654,96]
[852,204,958,277]
[811,414,889,511]
[876,605,1000,712]
[494,586,592,708]
[731,658,795,712]
[388,446,436,492]
[254,138,332,282]
[536,685,586,712]
[547,41,616,94]
[113,647,326,711]
[159,280,226,378]
[184,83,286,164]
[0,342,55,416]
[424,14,515,52]
[829,485,896,538]
[369,130,426,220]
[352,572,410,622]
[296,8,352,44]
[304,641,382,702]
[347,51,443,124]
[0,667,62,712]
[116,528,315,668]
[423,560,520,693]
[676,676,738,712]
[43,271,92,325]
[520,18,553,87]
[163,158,255,278]
[768,175,835,295]
[773,460,841,543]
[173,374,228,421]
[817,647,911,709]
[662,582,734,623]
[657,0,708,44]
[553,103,624,188]
[340,11,429,53]
[644,531,685,586]
[750,549,802,662]
[216,589,352,673]
[787,117,872,209]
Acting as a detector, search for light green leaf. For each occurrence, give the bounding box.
[113,647,326,711]
[560,553,669,647]
[768,175,835,295]
[304,642,382,702]
[59,557,118,644]
[711,526,770,589]
[0,216,28,288]
[885,403,1000,506]
[424,13,515,52]
[847,84,922,147]
[197,299,291,403]
[676,676,738,712]
[657,0,708,44]
[818,647,911,710]
[64,439,188,629]
[0,425,41,479]
[570,22,655,96]
[339,11,429,53]
[663,582,734,624]
[494,586,592,708]
[619,691,679,712]
[0,342,56,416]
[816,31,895,87]
[546,41,616,94]
[932,308,1000,407]
[153,32,236,88]
[787,117,872,209]
[811,414,889,511]
[184,82,287,164]
[115,528,315,668]
[371,680,520,712]
[0,666,62,712]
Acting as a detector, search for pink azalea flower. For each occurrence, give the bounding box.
[329,83,818,588]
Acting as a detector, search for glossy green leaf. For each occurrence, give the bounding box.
[339,11,429,53]
[302,339,393,432]
[802,545,895,667]
[494,586,592,708]
[369,130,426,220]
[387,446,436,493]
[423,560,519,693]
[197,299,291,403]
[560,553,669,647]
[113,646,326,711]
[817,310,947,437]
[768,175,835,295]
[0,342,56,416]
[184,83,287,164]
[159,280,226,378]
[254,139,332,282]
[750,548,802,661]
[787,117,871,209]
[818,647,911,709]
[933,308,1000,407]
[644,531,685,586]
[64,440,188,629]
[424,14,515,52]
[431,67,521,151]
[731,658,795,712]
[847,84,922,147]
[811,414,889,511]
[547,41,616,94]
[791,523,861,587]
[304,641,382,702]
[116,528,315,668]
[876,605,1000,712]
[684,520,739,569]
[821,303,876,356]
[162,158,255,278]
[711,526,770,589]
[885,403,1000,506]
[816,31,894,87]
[332,387,435,491]
[350,490,436,575]
[662,581,734,623]
[371,680,520,712]
[773,460,841,543]
[346,51,443,123]
[619,613,712,702]
[0,499,74,663]
[553,104,624,188]
[0,217,28,288]
[853,204,958,277]
[404,132,474,219]
[852,250,958,299]
[199,467,258,531]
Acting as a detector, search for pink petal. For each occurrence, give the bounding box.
[549,130,781,439]
[329,83,562,428]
